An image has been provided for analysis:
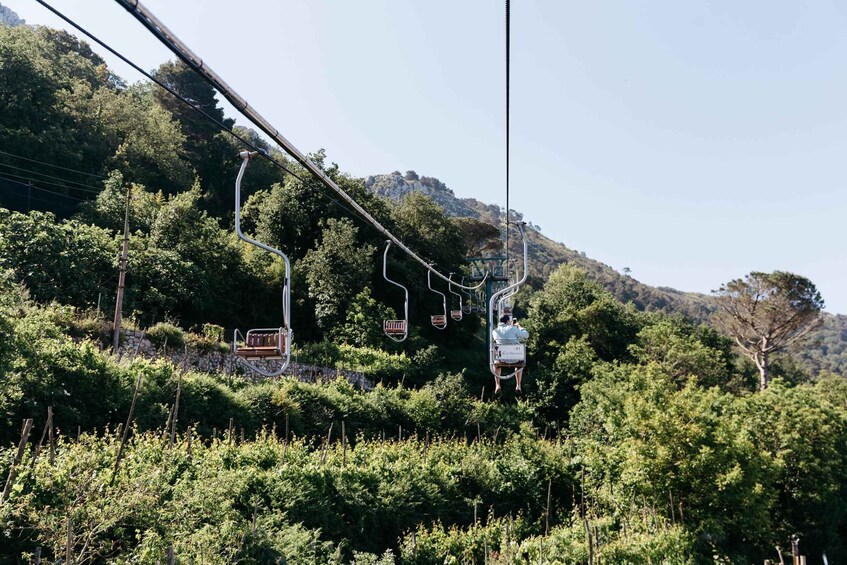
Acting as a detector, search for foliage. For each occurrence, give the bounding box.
[145,321,186,349]
[300,217,376,330]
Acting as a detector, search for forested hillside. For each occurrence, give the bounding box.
[2,15,847,563]
[365,172,846,377]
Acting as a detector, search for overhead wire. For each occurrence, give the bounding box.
[0,176,89,202]
[0,170,97,197]
[0,148,108,179]
[0,162,104,193]
[32,0,385,243]
[107,0,488,292]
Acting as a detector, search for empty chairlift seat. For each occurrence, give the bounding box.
[234,329,285,360]
[384,319,407,336]
[431,314,447,328]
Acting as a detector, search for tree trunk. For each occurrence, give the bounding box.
[758,338,770,391]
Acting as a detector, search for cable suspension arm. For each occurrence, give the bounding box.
[114,0,486,292]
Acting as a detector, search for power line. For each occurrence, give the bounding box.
[0,176,89,202]
[0,162,104,193]
[0,171,96,197]
[0,148,107,179]
[110,0,488,292]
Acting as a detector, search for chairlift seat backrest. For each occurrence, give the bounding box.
[235,328,285,359]
[451,310,462,321]
[384,320,407,335]
[492,343,525,367]
[431,314,447,327]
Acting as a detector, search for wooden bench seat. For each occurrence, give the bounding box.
[384,320,407,335]
[235,330,285,359]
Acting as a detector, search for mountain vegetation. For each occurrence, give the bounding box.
[1,16,846,563]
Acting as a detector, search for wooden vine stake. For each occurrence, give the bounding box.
[48,406,54,465]
[168,372,182,451]
[342,421,347,467]
[111,373,143,486]
[545,477,552,535]
[2,418,34,503]
[66,515,73,564]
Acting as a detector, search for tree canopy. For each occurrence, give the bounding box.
[714,271,824,390]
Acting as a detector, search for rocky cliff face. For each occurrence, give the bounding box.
[0,4,25,27]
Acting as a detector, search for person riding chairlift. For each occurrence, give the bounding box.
[492,314,528,394]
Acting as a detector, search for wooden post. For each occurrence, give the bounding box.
[169,373,182,451]
[167,546,174,565]
[112,185,131,353]
[111,373,143,486]
[480,386,485,402]
[34,547,41,565]
[342,421,347,467]
[31,413,50,467]
[186,425,192,456]
[66,515,73,564]
[474,500,479,525]
[2,418,34,503]
[47,406,54,465]
[669,490,675,523]
[545,477,552,535]
[228,418,234,446]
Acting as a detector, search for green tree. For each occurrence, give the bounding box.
[151,60,235,216]
[629,317,735,389]
[713,271,824,390]
[0,208,115,307]
[300,218,375,331]
[334,286,397,348]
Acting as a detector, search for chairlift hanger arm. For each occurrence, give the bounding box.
[114,0,487,292]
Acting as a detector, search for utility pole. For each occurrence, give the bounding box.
[112,185,131,353]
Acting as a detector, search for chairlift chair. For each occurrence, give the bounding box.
[232,151,292,377]
[427,267,448,330]
[448,273,463,321]
[488,223,529,379]
[461,277,473,315]
[470,263,486,281]
[382,240,409,342]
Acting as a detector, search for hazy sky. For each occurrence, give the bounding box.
[6,0,847,314]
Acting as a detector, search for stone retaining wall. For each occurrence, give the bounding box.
[117,330,372,390]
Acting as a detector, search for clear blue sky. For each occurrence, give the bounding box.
[6,0,847,314]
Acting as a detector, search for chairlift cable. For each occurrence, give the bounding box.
[504,0,511,268]
[111,0,488,292]
[33,0,385,233]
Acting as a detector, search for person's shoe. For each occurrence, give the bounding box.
[515,387,522,395]
[495,385,502,395]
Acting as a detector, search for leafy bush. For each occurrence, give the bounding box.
[145,321,186,349]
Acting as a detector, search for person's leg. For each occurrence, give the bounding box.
[515,368,523,392]
[494,366,502,393]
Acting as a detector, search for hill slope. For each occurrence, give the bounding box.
[364,171,846,376]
